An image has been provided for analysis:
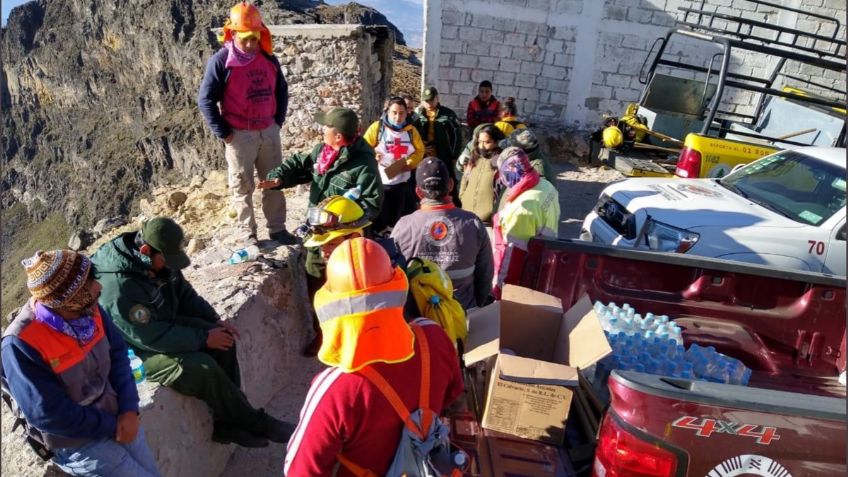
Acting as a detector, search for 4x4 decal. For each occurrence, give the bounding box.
[672,416,781,445]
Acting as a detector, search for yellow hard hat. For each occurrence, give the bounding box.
[602,126,624,149]
[303,196,371,248]
[621,115,647,142]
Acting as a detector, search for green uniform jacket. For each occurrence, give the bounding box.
[90,233,219,354]
[528,149,557,185]
[266,137,383,219]
[413,105,463,165]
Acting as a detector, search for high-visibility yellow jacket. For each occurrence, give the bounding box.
[494,178,560,289]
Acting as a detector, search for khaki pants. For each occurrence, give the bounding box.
[225,124,286,237]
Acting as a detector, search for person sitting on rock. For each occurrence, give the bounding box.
[258,107,383,227]
[493,97,527,137]
[90,217,294,448]
[413,86,463,206]
[198,1,296,246]
[492,147,560,297]
[466,80,501,129]
[391,158,494,311]
[284,237,464,475]
[363,96,426,235]
[1,250,162,476]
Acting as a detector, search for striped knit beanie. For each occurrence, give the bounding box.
[22,250,92,310]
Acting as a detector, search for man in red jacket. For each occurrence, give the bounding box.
[466,80,501,128]
[283,238,464,476]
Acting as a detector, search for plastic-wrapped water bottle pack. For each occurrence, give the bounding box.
[592,301,751,386]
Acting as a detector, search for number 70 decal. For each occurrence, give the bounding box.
[808,240,825,255]
[672,416,781,445]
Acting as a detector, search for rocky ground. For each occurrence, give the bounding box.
[391,44,423,98]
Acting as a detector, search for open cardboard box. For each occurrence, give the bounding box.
[464,284,611,444]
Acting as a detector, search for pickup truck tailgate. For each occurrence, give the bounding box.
[604,371,846,476]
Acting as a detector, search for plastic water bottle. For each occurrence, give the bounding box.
[227,245,260,264]
[343,186,362,201]
[128,349,146,384]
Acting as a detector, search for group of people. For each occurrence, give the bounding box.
[1,2,562,476]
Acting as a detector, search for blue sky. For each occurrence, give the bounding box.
[3,0,31,26]
[3,0,424,48]
[325,0,424,48]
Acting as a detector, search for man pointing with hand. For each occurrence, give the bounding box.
[90,217,295,448]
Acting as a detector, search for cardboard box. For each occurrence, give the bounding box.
[464,285,611,444]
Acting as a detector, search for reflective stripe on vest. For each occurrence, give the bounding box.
[315,290,407,323]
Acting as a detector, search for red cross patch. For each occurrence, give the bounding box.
[387,137,409,159]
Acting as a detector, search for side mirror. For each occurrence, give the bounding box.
[837,226,847,241]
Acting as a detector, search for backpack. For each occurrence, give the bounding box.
[0,330,54,461]
[336,325,467,477]
[405,258,467,347]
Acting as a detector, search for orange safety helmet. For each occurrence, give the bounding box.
[314,237,415,373]
[220,2,273,55]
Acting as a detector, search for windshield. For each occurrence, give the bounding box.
[720,150,846,226]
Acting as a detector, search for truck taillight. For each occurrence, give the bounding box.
[674,147,701,178]
[592,414,677,477]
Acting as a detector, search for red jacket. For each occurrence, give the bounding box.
[466,96,501,128]
[284,319,464,476]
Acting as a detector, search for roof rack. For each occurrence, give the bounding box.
[678,0,846,62]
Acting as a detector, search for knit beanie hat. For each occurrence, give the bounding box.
[22,250,93,310]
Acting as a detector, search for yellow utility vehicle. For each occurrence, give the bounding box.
[595,0,846,179]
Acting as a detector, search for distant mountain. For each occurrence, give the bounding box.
[0,0,408,228]
[324,0,423,48]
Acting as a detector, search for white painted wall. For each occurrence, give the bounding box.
[422,0,846,128]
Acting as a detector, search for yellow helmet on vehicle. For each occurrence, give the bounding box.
[602,126,624,149]
[303,195,371,248]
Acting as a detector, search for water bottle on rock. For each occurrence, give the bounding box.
[228,244,260,264]
[128,349,146,385]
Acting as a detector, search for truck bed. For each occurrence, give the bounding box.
[511,238,846,475]
[517,239,846,397]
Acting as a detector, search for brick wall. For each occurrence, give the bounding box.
[423,0,846,129]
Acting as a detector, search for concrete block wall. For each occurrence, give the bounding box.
[423,0,846,129]
[272,25,393,154]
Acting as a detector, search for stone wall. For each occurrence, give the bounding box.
[423,0,846,129]
[273,24,394,154]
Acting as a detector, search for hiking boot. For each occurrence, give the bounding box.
[251,411,296,444]
[213,425,269,448]
[269,229,299,246]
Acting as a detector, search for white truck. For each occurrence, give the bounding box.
[580,147,846,275]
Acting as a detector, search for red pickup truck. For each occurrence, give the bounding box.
[489,238,846,476]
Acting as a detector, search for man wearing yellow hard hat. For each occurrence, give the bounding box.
[199,2,297,246]
[298,193,408,355]
[284,237,464,475]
